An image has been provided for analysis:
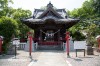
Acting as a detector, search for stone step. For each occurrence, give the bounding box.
[38,45,62,50]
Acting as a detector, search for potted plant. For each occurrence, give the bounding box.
[85,24,97,55]
[86,35,94,55]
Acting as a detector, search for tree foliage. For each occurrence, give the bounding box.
[69,0,100,46]
[0,16,18,53]
[0,0,13,17]
[11,8,32,38]
[0,0,32,53]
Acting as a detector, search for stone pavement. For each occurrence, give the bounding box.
[29,50,68,66]
[0,50,100,66]
[0,50,41,66]
[63,51,100,66]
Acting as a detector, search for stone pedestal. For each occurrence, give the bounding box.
[63,37,75,52]
[69,40,75,52]
[24,41,35,52]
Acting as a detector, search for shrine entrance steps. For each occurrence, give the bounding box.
[38,45,62,50]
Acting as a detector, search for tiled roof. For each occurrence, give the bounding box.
[22,2,79,25]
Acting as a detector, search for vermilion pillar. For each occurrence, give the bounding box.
[65,32,70,56]
[97,38,100,49]
[0,38,3,54]
[28,32,33,57]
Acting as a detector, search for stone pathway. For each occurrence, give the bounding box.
[30,50,68,66]
[63,51,100,66]
[0,59,29,66]
[0,50,100,66]
[0,50,41,66]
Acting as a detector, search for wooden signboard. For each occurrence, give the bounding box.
[74,41,87,57]
[74,41,86,49]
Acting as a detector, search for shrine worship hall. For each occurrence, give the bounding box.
[21,2,79,50]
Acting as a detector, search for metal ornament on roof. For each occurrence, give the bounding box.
[47,1,53,8]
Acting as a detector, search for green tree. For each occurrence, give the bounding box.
[0,0,32,53]
[0,0,13,17]
[0,16,18,53]
[12,8,31,19]
[68,0,100,55]
[11,8,32,38]
[91,0,100,16]
[68,0,100,42]
[85,24,98,45]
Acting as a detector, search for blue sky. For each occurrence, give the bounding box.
[10,0,86,12]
